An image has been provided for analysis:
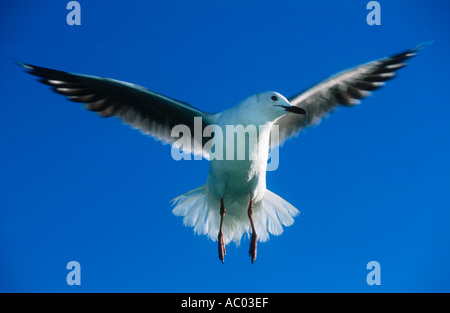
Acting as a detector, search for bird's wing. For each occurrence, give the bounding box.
[20,63,215,158]
[271,44,425,147]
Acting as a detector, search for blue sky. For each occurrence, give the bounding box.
[1,0,449,292]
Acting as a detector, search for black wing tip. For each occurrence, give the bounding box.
[14,60,35,72]
[373,41,432,75]
[14,60,55,76]
[15,61,49,78]
[413,40,434,52]
[390,41,433,60]
[16,62,84,85]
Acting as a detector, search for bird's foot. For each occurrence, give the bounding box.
[218,232,226,263]
[249,232,257,264]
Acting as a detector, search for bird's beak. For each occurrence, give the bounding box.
[279,105,306,115]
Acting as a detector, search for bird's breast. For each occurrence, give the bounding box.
[206,124,271,202]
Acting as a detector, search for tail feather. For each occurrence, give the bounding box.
[264,191,298,226]
[171,185,299,245]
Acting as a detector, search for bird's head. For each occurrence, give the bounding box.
[255,91,306,121]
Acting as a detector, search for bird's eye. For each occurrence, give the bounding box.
[271,95,278,101]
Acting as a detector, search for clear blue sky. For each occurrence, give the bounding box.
[1,0,449,292]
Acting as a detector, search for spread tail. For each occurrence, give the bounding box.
[171,185,299,245]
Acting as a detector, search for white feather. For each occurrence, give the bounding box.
[171,185,299,246]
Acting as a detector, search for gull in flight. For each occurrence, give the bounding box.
[19,44,425,263]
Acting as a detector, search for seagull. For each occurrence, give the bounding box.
[18,43,425,263]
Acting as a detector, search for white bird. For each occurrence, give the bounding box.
[19,44,425,263]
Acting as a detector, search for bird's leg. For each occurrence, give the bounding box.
[248,199,258,264]
[218,198,226,263]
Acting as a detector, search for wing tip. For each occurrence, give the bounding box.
[14,60,35,71]
[414,40,434,51]
[385,41,432,66]
[399,41,433,59]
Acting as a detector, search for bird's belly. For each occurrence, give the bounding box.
[207,157,267,202]
[206,119,271,204]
